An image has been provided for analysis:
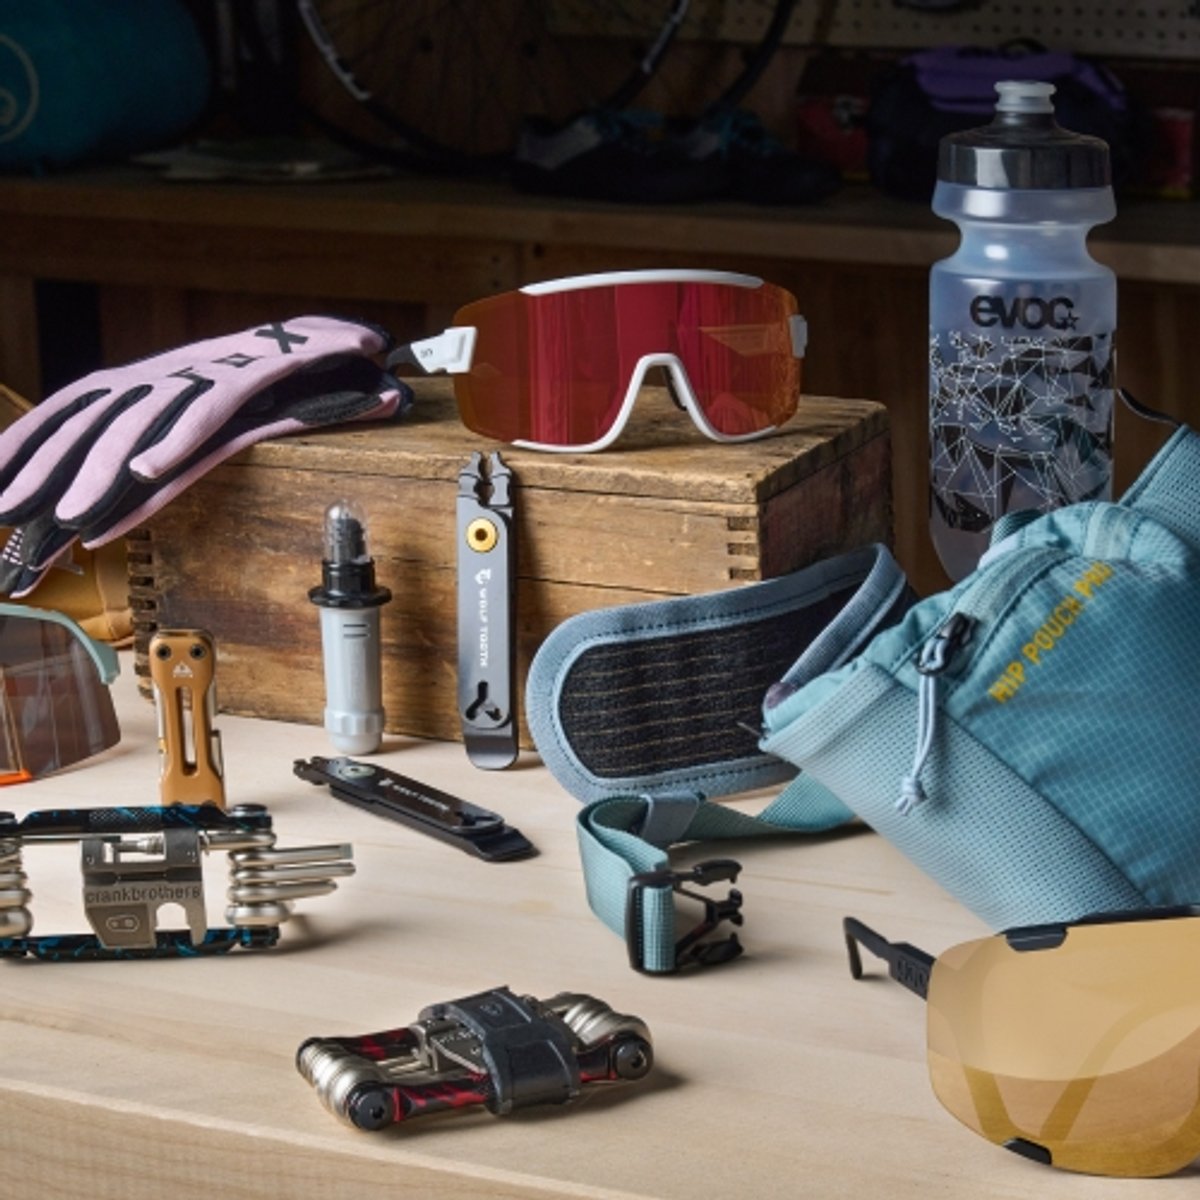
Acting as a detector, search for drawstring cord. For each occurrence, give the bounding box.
[898,613,974,816]
[898,671,939,815]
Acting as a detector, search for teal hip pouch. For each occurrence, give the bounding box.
[529,427,1200,976]
[763,424,1200,931]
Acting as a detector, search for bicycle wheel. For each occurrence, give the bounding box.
[288,0,799,168]
[290,0,694,167]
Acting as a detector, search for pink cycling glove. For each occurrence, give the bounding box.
[0,316,410,597]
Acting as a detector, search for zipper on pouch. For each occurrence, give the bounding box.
[897,546,1066,815]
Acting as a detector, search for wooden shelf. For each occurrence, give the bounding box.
[1,166,1197,283]
[0,166,1195,595]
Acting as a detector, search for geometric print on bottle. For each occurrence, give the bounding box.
[929,328,1115,535]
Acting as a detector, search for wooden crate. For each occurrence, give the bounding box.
[129,379,891,746]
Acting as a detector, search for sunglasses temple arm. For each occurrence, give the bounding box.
[843,917,933,1001]
[386,344,424,372]
[386,329,476,377]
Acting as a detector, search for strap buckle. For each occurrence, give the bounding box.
[625,858,744,975]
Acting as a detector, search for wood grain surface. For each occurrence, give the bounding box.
[0,662,1179,1200]
[1,170,1197,281]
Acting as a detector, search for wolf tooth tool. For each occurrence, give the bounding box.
[294,756,535,861]
[457,451,518,769]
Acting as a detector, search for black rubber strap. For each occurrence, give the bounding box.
[422,987,580,1115]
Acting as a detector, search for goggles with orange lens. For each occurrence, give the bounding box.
[845,910,1200,1177]
[0,603,120,785]
[391,270,807,452]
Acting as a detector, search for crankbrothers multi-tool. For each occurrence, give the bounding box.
[0,803,353,960]
[298,987,652,1131]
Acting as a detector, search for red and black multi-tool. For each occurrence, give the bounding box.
[297,986,652,1130]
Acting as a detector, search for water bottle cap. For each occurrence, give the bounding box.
[994,80,1055,114]
[937,78,1111,190]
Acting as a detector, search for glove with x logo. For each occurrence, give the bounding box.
[0,316,410,596]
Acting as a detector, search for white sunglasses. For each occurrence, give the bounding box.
[389,269,807,452]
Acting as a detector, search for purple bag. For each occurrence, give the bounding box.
[866,42,1132,200]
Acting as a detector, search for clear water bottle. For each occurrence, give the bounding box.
[929,80,1116,580]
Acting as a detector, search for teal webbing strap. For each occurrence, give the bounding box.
[553,543,913,974]
[577,776,853,974]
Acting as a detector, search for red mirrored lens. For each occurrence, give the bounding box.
[673,281,800,436]
[451,279,800,446]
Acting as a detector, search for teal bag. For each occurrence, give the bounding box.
[0,0,210,171]
[568,424,1200,972]
[761,421,1200,930]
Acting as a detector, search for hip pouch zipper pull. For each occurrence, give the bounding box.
[898,613,975,816]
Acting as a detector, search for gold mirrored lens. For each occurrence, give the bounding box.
[928,917,1200,1176]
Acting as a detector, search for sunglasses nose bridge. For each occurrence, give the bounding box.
[628,352,686,385]
[627,353,702,418]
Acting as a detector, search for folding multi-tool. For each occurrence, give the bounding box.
[298,986,652,1130]
[295,756,534,861]
[148,628,226,808]
[0,803,353,960]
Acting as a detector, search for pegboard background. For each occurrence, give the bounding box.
[551,1,1200,60]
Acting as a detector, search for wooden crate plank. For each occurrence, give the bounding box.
[131,378,891,744]
[136,566,695,744]
[136,459,764,593]
[759,428,894,579]
[236,381,889,504]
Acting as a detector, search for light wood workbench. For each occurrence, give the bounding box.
[0,659,1189,1199]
